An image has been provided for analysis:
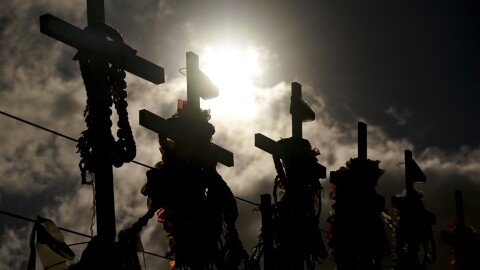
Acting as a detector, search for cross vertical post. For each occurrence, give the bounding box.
[455,189,465,227]
[405,150,414,192]
[404,149,427,193]
[291,82,303,139]
[260,194,274,270]
[290,82,315,139]
[87,0,105,25]
[186,52,200,113]
[82,0,116,247]
[185,51,218,116]
[358,121,367,160]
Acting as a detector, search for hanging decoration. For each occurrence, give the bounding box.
[250,137,328,270]
[391,190,436,269]
[327,158,388,270]
[140,100,251,269]
[75,23,137,185]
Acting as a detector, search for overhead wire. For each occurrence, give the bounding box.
[1,109,334,262]
[0,110,260,207]
[1,109,334,225]
[0,209,173,261]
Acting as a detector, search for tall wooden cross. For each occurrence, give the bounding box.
[255,82,324,270]
[40,0,165,246]
[255,82,319,160]
[139,51,234,167]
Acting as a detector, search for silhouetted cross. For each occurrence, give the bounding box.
[139,52,234,167]
[255,82,316,157]
[39,0,165,245]
[40,0,164,84]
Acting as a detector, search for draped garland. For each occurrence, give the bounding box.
[442,218,480,269]
[75,24,136,185]
[391,189,436,269]
[141,100,251,270]
[327,158,388,270]
[250,137,328,270]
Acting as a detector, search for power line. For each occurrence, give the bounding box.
[0,110,260,207]
[0,209,92,239]
[0,209,173,261]
[0,110,331,234]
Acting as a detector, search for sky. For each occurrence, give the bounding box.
[1,0,479,269]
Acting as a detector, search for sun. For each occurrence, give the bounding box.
[198,43,265,120]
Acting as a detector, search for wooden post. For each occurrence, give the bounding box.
[260,194,273,270]
[455,189,465,227]
[185,51,219,116]
[86,0,105,25]
[290,82,315,139]
[405,150,414,192]
[358,122,367,160]
[291,82,302,139]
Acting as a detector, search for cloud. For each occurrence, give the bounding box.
[385,106,410,126]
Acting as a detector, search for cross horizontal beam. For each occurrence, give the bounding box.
[40,14,165,84]
[254,133,282,157]
[139,109,234,167]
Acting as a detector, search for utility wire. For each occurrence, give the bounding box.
[1,110,333,260]
[0,110,332,233]
[0,209,173,261]
[0,209,92,239]
[0,110,260,207]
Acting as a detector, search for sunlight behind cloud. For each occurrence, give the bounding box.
[198,44,266,120]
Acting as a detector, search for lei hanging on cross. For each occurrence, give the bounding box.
[140,100,251,270]
[391,189,436,269]
[327,158,388,270]
[250,137,328,270]
[75,23,137,185]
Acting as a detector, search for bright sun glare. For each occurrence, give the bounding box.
[199,44,264,120]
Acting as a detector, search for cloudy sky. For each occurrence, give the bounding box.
[1,0,479,269]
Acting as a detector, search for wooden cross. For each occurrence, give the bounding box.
[39,0,165,245]
[139,51,234,167]
[255,82,324,178]
[453,189,465,227]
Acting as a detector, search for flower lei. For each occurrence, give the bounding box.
[250,137,328,270]
[141,100,250,270]
[391,189,436,269]
[442,222,480,269]
[327,158,387,269]
[75,23,136,184]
